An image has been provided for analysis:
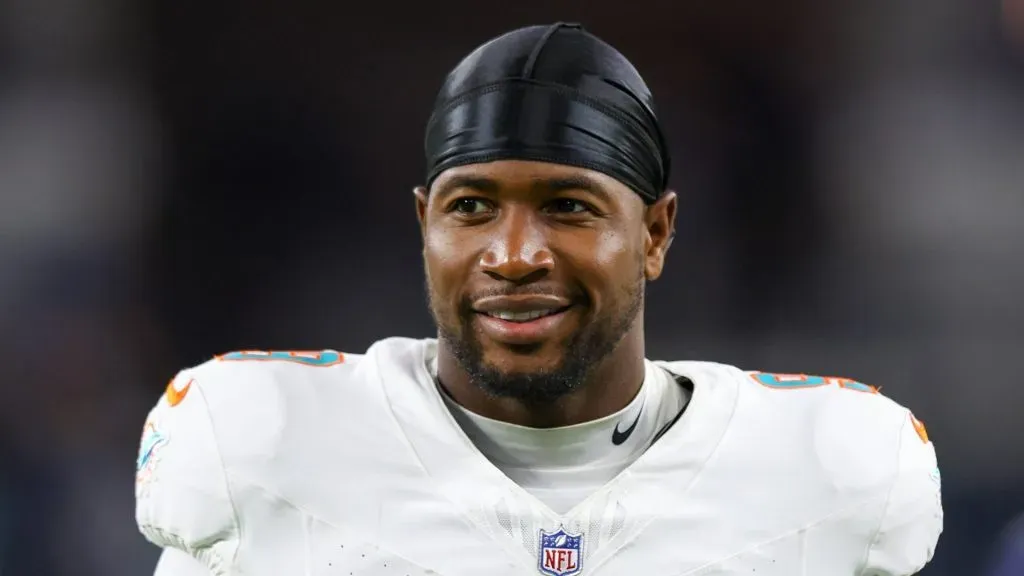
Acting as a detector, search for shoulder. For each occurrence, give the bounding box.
[739,369,934,487]
[751,371,930,473]
[134,346,372,569]
[168,348,374,460]
[185,337,430,405]
[737,366,942,561]
[148,336,435,468]
[192,348,364,398]
[659,361,935,493]
[654,359,942,570]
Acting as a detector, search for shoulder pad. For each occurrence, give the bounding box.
[135,369,238,573]
[743,371,922,493]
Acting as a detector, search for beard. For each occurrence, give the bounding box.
[427,270,645,405]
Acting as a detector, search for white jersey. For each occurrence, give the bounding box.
[135,337,942,576]
[439,355,691,515]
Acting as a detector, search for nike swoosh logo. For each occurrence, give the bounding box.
[611,407,643,445]
[165,377,193,407]
[648,375,694,447]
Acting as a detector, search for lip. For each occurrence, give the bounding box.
[472,294,573,314]
[473,305,575,345]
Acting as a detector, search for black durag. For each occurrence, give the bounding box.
[424,22,670,202]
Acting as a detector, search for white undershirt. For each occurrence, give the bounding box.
[434,357,691,514]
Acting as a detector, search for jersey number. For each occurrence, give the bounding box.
[750,372,878,394]
[215,350,344,366]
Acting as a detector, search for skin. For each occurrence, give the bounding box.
[415,160,676,428]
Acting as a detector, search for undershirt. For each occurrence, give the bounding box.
[432,355,691,514]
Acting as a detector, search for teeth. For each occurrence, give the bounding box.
[487,309,559,322]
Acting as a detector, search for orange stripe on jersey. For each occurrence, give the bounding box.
[165,377,194,407]
[910,413,930,444]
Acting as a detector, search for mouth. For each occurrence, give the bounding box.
[471,295,577,344]
[479,307,570,323]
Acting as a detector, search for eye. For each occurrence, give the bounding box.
[546,198,592,214]
[449,197,492,215]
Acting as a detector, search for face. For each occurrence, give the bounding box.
[417,160,675,403]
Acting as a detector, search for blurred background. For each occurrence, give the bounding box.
[1,0,1022,574]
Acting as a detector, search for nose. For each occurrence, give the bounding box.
[478,206,554,284]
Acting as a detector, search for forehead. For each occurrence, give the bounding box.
[430,160,637,202]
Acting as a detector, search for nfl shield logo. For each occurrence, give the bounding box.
[538,527,583,576]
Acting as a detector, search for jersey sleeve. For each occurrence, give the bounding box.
[135,371,239,574]
[859,412,944,575]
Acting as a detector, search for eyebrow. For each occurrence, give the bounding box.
[535,174,612,204]
[433,175,501,200]
[434,173,613,204]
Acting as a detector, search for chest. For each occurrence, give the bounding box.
[222,375,881,575]
[225,458,882,576]
[227,506,877,576]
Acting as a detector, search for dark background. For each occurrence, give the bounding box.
[1,0,1022,573]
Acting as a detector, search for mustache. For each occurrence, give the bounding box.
[466,285,576,300]
[458,285,583,314]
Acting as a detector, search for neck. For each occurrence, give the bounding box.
[436,329,647,428]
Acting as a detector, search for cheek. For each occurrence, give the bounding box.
[424,227,463,264]
[424,229,471,298]
[559,229,640,304]
[590,229,634,269]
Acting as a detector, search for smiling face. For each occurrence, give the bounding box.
[416,160,676,404]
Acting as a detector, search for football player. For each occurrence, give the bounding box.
[136,23,942,575]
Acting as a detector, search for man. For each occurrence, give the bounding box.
[136,23,942,575]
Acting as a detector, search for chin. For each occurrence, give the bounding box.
[480,343,566,375]
[472,353,587,403]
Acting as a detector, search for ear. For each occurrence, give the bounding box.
[414,186,429,235]
[643,190,677,281]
